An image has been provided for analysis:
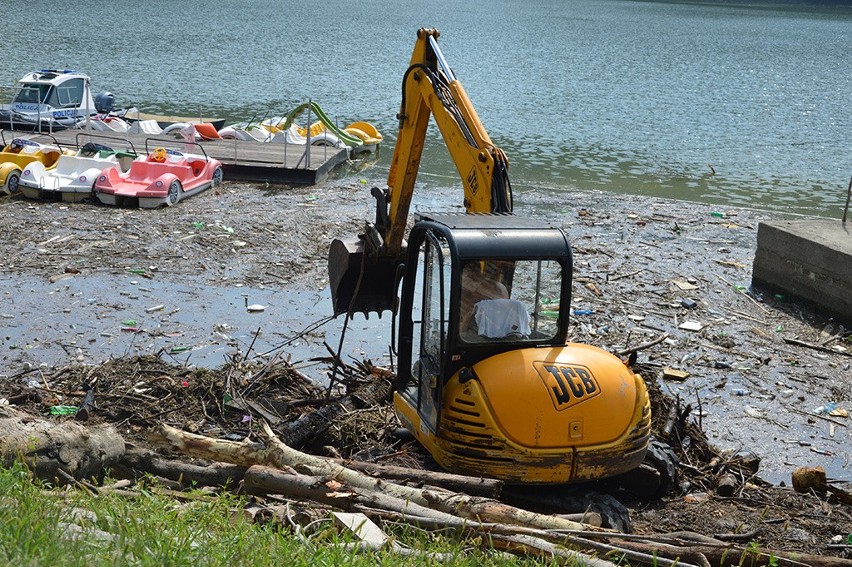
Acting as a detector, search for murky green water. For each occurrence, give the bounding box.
[2,0,850,216]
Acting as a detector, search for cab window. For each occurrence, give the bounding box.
[459,259,562,343]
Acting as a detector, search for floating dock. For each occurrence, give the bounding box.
[752,219,852,323]
[19,130,350,186]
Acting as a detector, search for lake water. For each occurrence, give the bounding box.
[2,0,850,216]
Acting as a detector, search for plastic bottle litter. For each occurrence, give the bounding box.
[710,211,726,218]
[814,402,838,415]
[732,388,749,396]
[49,405,78,416]
[572,309,593,316]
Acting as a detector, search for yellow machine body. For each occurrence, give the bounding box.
[395,343,650,484]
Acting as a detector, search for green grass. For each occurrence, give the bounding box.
[0,464,565,566]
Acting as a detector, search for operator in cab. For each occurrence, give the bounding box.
[460,260,531,342]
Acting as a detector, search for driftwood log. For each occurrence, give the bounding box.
[114,448,247,489]
[148,422,600,534]
[338,458,504,498]
[0,408,124,482]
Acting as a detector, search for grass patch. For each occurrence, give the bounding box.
[0,464,567,566]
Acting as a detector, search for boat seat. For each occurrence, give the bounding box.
[128,120,163,135]
[194,122,221,140]
[41,149,63,167]
[189,161,205,176]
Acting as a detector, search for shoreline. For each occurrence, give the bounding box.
[0,178,849,486]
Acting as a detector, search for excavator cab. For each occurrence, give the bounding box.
[393,214,651,484]
[396,214,573,393]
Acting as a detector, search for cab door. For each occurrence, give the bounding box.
[408,231,451,433]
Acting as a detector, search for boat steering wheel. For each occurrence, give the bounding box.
[151,147,168,162]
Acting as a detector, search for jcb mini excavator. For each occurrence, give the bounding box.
[329,28,653,485]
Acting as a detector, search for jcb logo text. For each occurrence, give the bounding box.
[534,362,601,410]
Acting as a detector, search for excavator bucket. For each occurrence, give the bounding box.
[328,237,403,317]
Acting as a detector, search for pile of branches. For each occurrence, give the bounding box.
[0,354,849,565]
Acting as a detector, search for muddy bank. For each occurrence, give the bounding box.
[0,178,850,488]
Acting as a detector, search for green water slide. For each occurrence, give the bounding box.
[281,101,363,147]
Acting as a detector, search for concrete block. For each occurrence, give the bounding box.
[752,220,852,323]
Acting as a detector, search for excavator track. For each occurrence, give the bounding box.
[643,437,680,496]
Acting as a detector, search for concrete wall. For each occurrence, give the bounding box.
[752,220,852,324]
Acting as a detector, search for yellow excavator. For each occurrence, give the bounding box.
[329,28,660,488]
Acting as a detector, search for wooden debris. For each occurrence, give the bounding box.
[792,466,852,505]
[662,367,690,381]
[153,422,599,533]
[0,407,125,482]
[784,337,852,359]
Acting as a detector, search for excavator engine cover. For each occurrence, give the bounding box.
[328,236,403,317]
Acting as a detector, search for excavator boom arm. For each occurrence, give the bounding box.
[329,28,513,316]
[385,28,512,255]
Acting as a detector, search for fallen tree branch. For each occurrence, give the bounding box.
[618,332,670,357]
[783,337,852,359]
[338,458,503,498]
[115,447,247,488]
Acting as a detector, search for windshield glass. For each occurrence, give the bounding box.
[50,78,85,107]
[459,258,562,343]
[13,85,50,105]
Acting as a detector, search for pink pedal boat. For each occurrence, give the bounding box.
[94,140,223,208]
